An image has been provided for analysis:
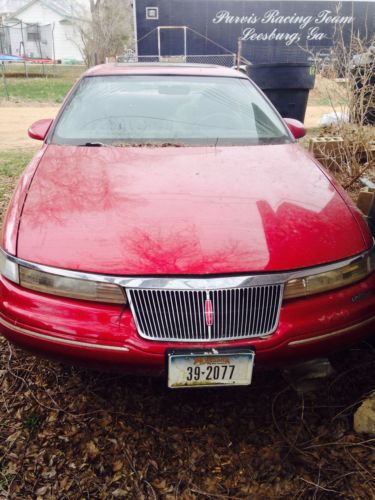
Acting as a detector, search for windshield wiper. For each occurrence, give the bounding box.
[117,142,184,148]
[78,142,112,147]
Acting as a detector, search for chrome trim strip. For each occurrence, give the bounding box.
[0,316,130,352]
[287,316,375,346]
[1,245,374,290]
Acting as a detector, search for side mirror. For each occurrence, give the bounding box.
[284,118,306,140]
[28,119,53,141]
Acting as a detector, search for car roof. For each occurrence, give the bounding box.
[84,63,248,78]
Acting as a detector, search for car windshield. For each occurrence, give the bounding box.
[51,74,292,146]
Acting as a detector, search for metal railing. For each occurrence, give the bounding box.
[118,53,237,67]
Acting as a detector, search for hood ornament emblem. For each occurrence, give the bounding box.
[204,295,214,326]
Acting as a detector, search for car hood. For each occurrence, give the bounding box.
[17,144,368,275]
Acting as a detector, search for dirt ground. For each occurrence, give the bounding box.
[304,105,333,128]
[0,105,58,151]
[0,104,331,151]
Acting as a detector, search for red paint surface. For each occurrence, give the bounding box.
[1,63,374,374]
[284,118,306,139]
[28,119,53,141]
[1,146,47,255]
[1,273,374,373]
[14,144,369,275]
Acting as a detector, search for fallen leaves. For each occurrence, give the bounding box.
[0,340,374,498]
[85,441,100,460]
[112,487,129,498]
[35,485,49,497]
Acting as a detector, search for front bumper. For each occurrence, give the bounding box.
[1,273,375,374]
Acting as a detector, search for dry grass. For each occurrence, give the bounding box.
[308,76,348,108]
[308,125,375,202]
[0,150,35,222]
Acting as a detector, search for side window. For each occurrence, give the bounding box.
[253,104,284,138]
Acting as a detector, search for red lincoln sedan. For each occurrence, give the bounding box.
[1,64,374,388]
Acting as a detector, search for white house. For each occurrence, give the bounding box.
[5,0,85,61]
[0,1,27,18]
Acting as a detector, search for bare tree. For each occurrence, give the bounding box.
[79,0,133,66]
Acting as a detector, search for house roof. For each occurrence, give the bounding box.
[0,0,28,15]
[10,0,84,20]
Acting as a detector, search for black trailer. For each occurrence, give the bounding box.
[133,0,374,65]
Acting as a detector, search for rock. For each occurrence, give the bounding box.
[354,394,375,435]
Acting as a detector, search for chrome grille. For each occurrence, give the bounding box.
[127,285,283,342]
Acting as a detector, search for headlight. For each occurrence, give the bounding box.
[18,267,126,304]
[284,249,375,300]
[0,250,19,283]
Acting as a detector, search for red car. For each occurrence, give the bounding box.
[1,64,374,388]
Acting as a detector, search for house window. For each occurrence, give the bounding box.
[26,26,41,42]
[146,7,159,20]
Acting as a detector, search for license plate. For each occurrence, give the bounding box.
[167,350,255,388]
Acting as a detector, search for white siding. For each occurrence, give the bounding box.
[10,1,83,61]
[6,20,53,58]
[13,2,63,25]
[53,21,82,61]
[7,25,23,56]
